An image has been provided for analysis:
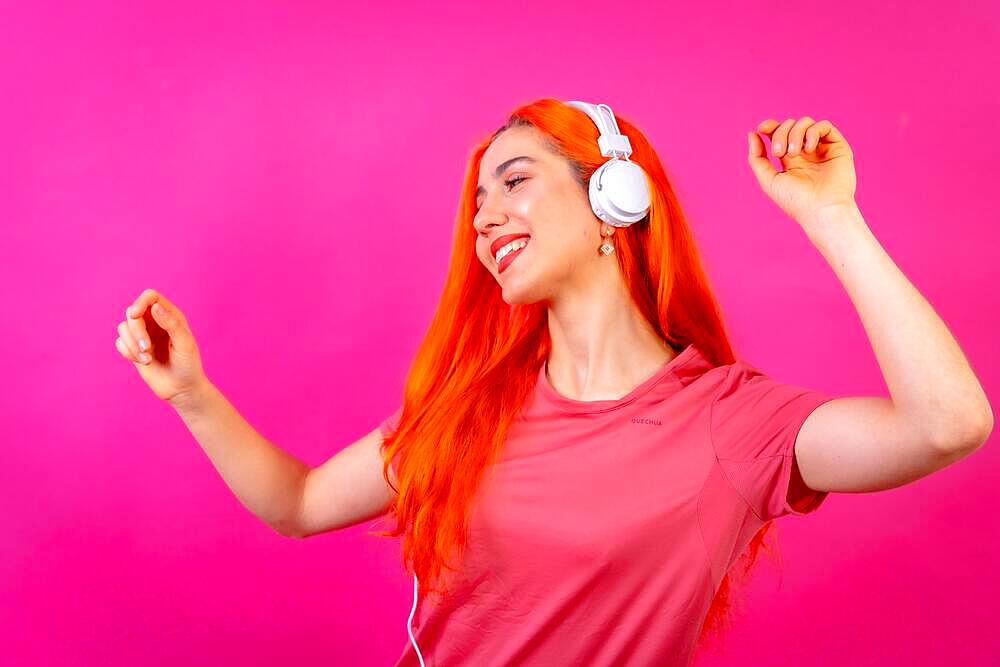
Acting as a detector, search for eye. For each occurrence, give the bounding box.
[475,176,528,211]
[505,175,527,190]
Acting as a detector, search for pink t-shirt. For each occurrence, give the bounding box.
[378,343,834,667]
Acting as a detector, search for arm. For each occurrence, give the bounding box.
[747,117,992,495]
[172,379,312,538]
[293,424,398,538]
[794,203,993,493]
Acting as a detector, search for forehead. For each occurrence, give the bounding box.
[478,126,550,181]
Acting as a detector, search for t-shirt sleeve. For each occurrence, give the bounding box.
[710,360,835,522]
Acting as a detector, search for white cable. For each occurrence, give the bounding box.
[408,573,426,666]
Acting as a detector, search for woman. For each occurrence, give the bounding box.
[115,98,992,666]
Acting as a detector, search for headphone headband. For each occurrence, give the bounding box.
[565,101,634,159]
[564,100,651,227]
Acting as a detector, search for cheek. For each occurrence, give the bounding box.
[477,243,495,270]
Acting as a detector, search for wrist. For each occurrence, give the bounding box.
[169,377,215,415]
[799,201,864,244]
[801,199,859,224]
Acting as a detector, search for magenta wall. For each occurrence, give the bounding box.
[3,2,997,665]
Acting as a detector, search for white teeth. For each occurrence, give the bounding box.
[495,238,528,263]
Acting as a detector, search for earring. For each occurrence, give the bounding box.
[599,228,615,256]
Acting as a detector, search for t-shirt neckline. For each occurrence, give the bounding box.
[537,342,701,415]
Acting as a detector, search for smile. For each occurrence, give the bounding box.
[497,238,529,274]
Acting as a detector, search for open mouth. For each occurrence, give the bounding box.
[497,238,529,274]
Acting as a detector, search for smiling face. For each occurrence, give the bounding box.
[473,124,611,305]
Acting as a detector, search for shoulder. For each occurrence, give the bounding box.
[708,357,830,459]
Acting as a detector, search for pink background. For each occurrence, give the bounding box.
[3,2,997,665]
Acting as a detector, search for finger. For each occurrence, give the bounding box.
[786,117,816,157]
[115,336,149,365]
[126,287,162,320]
[804,124,818,152]
[756,119,780,137]
[149,296,193,351]
[127,288,185,326]
[747,130,778,192]
[126,288,165,353]
[771,118,796,157]
[117,321,150,363]
[125,305,152,357]
[117,321,139,358]
[115,336,138,363]
[807,119,844,146]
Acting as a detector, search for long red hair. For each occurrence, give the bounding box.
[371,97,786,656]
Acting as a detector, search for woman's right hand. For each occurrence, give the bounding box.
[115,288,208,407]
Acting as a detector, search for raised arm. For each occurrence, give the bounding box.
[747,118,992,496]
[789,204,991,494]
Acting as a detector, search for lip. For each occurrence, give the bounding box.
[498,242,528,274]
[490,233,531,260]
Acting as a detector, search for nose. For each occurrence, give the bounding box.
[475,213,509,237]
[473,200,509,236]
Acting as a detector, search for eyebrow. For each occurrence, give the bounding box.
[475,155,538,203]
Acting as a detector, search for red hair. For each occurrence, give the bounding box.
[370,97,786,658]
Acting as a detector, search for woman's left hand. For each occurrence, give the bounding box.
[747,117,857,225]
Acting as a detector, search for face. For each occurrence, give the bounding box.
[473,125,610,305]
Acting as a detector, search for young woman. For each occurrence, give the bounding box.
[115,98,992,666]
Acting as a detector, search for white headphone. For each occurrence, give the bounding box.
[564,100,652,228]
[404,101,648,667]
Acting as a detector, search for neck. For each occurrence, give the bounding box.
[544,269,675,401]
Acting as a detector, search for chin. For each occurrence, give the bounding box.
[498,276,546,306]
[482,252,548,305]
[501,292,536,306]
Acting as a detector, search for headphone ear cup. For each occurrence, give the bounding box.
[587,162,612,224]
[591,159,651,226]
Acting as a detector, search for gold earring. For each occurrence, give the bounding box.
[599,228,615,256]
